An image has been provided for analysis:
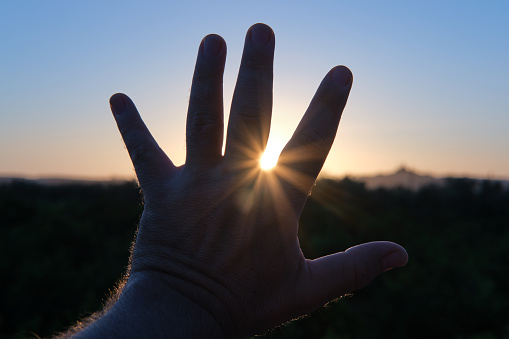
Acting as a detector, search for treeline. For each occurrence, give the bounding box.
[0,178,508,338]
[0,182,142,338]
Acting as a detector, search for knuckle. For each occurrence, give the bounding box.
[123,134,153,168]
[234,101,266,121]
[188,83,221,128]
[235,76,260,96]
[295,128,330,155]
[190,82,213,106]
[118,119,137,138]
[313,85,342,110]
[242,57,270,72]
[189,109,220,128]
[236,64,272,93]
[350,260,371,290]
[317,96,338,112]
[129,142,151,168]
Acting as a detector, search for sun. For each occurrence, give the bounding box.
[260,139,285,170]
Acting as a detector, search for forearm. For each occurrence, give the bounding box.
[68,272,226,338]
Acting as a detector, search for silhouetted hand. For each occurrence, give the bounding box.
[79,23,407,338]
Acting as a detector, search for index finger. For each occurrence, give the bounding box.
[277,66,352,194]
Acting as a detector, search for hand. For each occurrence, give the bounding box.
[99,23,407,338]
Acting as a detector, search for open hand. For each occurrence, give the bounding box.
[105,23,407,338]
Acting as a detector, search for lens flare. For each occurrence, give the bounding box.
[260,139,285,170]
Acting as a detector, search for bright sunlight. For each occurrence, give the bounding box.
[260,138,285,170]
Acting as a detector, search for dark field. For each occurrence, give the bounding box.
[1,178,508,338]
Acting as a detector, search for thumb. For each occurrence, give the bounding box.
[299,241,408,309]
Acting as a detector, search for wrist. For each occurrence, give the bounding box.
[76,271,227,338]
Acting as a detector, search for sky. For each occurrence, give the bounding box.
[1,1,508,180]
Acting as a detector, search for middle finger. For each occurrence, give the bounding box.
[223,23,275,167]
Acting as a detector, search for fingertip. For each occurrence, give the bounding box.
[382,245,409,271]
[250,22,273,30]
[342,241,408,283]
[202,34,226,57]
[248,23,275,45]
[110,93,126,115]
[329,66,353,88]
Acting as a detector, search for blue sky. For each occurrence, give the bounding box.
[1,1,508,179]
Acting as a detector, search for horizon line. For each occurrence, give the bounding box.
[2,166,509,183]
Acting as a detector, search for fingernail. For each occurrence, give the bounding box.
[331,66,353,87]
[203,35,223,56]
[110,93,126,115]
[250,23,273,45]
[382,251,406,271]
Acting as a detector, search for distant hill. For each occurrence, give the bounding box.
[352,167,509,191]
[352,167,444,191]
[2,168,509,191]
